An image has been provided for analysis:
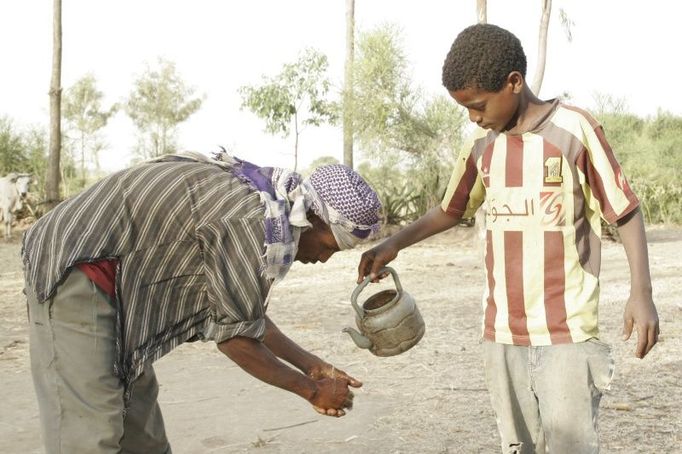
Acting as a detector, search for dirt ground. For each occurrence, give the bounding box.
[1,224,680,453]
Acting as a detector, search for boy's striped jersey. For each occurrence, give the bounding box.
[441,100,639,345]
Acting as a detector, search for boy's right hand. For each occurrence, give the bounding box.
[309,377,354,417]
[622,294,659,359]
[357,240,399,283]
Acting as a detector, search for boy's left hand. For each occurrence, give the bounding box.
[622,295,659,359]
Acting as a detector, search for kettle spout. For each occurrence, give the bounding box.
[342,327,373,350]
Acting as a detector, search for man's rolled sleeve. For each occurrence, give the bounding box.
[207,318,267,344]
[197,216,272,344]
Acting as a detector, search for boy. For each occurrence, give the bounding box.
[357,24,659,453]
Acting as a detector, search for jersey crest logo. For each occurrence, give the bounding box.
[540,191,565,226]
[544,157,563,184]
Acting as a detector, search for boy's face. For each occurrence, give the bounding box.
[448,72,523,133]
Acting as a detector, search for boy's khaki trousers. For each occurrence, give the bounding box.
[483,339,615,454]
[27,269,172,454]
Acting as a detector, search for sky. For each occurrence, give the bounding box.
[1,0,681,172]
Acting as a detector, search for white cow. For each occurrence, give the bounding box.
[0,172,32,239]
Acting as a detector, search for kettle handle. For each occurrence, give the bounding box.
[350,266,403,318]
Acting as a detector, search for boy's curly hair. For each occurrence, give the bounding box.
[442,24,527,92]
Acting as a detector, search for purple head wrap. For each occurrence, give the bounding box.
[307,164,382,240]
[225,155,381,280]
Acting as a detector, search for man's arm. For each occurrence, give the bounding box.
[357,206,461,282]
[616,207,659,358]
[263,316,362,386]
[217,336,354,416]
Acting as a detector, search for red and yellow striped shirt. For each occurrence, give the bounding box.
[441,101,639,346]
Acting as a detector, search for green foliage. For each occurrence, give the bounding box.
[301,155,339,177]
[648,109,682,141]
[23,128,49,203]
[63,74,118,138]
[125,58,203,159]
[594,97,682,224]
[349,24,467,223]
[358,159,451,225]
[630,179,682,225]
[239,48,338,171]
[0,117,29,173]
[0,115,95,214]
[358,161,418,225]
[352,25,466,157]
[241,82,297,136]
[351,25,412,155]
[0,116,49,211]
[63,74,118,188]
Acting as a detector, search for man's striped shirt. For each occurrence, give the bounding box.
[22,157,272,385]
[441,100,639,345]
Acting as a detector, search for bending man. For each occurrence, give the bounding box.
[22,151,382,453]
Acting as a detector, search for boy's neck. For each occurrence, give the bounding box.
[505,86,553,135]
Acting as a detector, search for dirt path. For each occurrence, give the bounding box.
[1,225,680,453]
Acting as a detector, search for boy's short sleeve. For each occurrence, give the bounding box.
[577,120,639,224]
[441,130,487,218]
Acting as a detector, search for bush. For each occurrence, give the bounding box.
[358,158,451,226]
[630,180,682,225]
[597,107,682,225]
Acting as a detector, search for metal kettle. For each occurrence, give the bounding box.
[343,267,425,356]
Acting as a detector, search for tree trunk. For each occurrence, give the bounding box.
[342,0,355,169]
[476,0,487,24]
[46,0,62,210]
[60,164,69,198]
[293,112,299,172]
[531,0,552,95]
[161,126,167,157]
[80,132,86,188]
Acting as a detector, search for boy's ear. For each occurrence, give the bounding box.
[506,71,524,94]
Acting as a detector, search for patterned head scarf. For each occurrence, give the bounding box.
[286,164,380,249]
[215,153,382,281]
